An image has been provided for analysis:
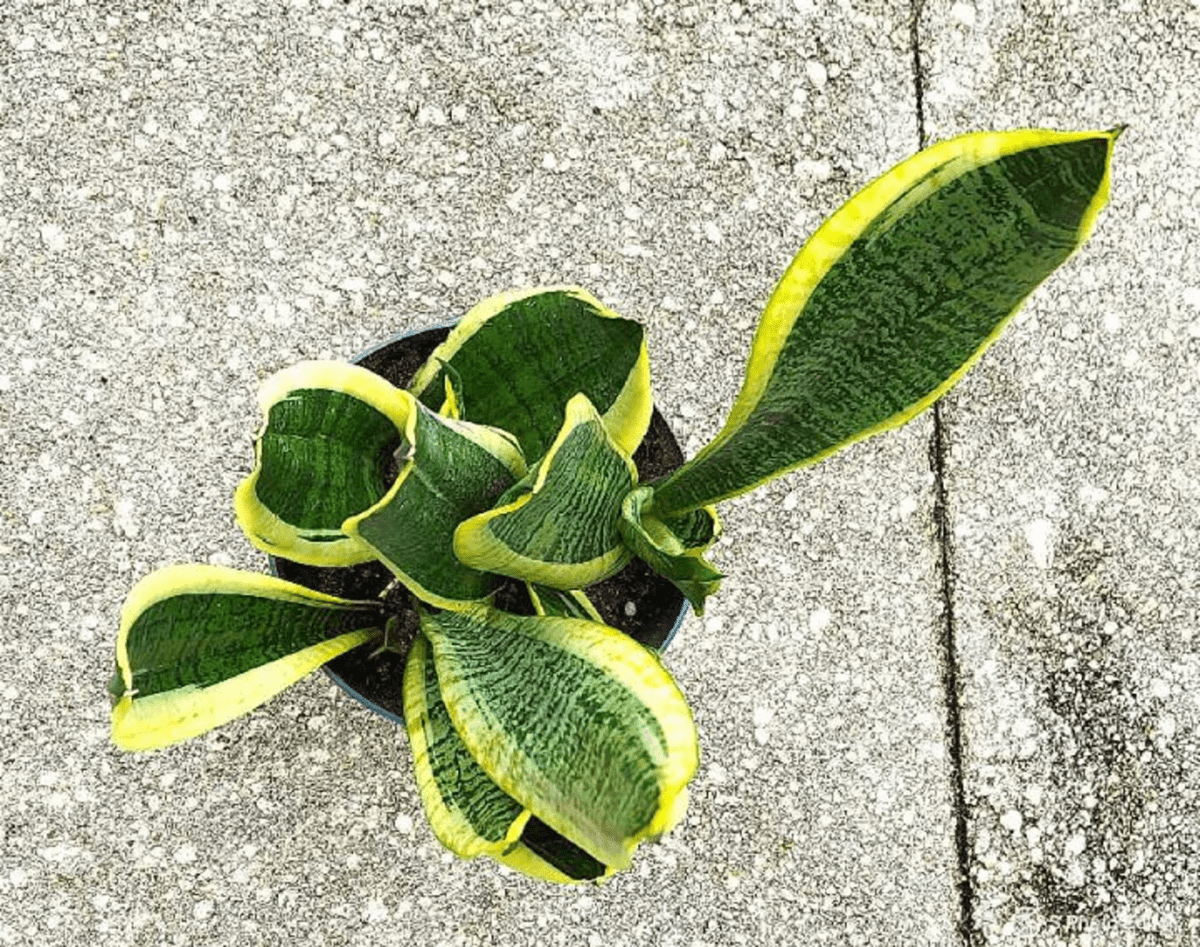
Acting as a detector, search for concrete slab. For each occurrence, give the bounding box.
[921,1,1200,943]
[0,2,964,946]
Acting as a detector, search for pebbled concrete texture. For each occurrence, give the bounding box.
[921,1,1200,944]
[0,1,1191,946]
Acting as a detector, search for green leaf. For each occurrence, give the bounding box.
[111,565,383,751]
[660,503,722,550]
[619,487,722,615]
[408,287,653,461]
[453,394,636,590]
[402,634,531,857]
[234,361,411,566]
[419,604,698,870]
[403,634,612,884]
[652,128,1122,515]
[501,817,611,883]
[527,584,603,623]
[342,400,526,609]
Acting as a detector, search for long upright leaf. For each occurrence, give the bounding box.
[111,565,383,751]
[652,128,1121,515]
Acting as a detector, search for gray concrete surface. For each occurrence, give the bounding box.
[0,1,1192,945]
[922,2,1200,944]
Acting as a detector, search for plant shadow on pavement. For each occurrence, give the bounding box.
[978,533,1197,939]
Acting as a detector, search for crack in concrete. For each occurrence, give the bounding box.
[909,2,977,943]
[931,400,977,947]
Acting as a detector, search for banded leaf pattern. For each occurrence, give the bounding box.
[487,421,630,562]
[652,129,1120,515]
[402,635,529,856]
[111,565,383,750]
[256,388,401,533]
[123,584,380,700]
[421,605,698,868]
[235,361,413,566]
[453,395,637,589]
[409,287,652,459]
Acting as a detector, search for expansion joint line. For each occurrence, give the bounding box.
[911,0,928,149]
[910,2,977,944]
[930,402,976,946]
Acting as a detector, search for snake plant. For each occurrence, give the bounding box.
[109,128,1120,883]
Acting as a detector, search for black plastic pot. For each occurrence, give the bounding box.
[270,323,690,726]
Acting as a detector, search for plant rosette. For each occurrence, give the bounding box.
[271,322,693,727]
[109,127,1121,884]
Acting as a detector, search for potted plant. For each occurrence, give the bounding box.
[109,127,1121,884]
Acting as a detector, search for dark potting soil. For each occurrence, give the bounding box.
[271,325,689,720]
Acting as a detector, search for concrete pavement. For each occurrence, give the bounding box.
[1,2,1194,944]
